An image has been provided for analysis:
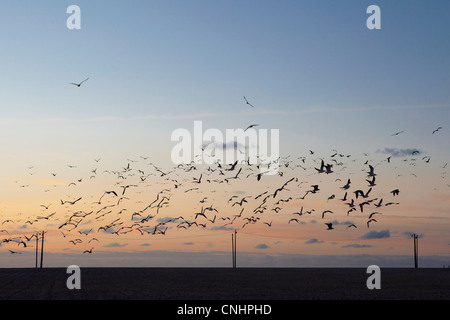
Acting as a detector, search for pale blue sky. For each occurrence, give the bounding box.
[1,1,449,118]
[0,0,449,170]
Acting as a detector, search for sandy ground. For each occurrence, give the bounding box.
[0,268,448,300]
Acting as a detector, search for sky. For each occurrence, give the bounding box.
[0,0,449,268]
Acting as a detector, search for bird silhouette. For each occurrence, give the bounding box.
[243,96,255,107]
[432,127,442,134]
[244,124,259,132]
[70,77,89,87]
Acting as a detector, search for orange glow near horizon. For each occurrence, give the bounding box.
[1,150,449,267]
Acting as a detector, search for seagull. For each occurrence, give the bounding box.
[273,178,294,198]
[367,218,377,228]
[292,206,304,216]
[322,210,333,219]
[369,212,382,219]
[367,165,376,177]
[243,96,255,108]
[345,199,355,208]
[366,176,376,187]
[61,197,82,205]
[315,160,326,173]
[346,224,357,229]
[354,188,372,199]
[36,212,56,220]
[391,131,404,136]
[244,124,259,132]
[374,198,383,208]
[432,127,442,134]
[359,201,371,213]
[120,185,138,195]
[391,189,400,196]
[324,223,334,230]
[70,77,89,87]
[385,202,399,206]
[341,179,351,190]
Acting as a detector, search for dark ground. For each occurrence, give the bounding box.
[0,268,448,300]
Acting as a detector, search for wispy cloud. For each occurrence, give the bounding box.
[2,103,447,125]
[211,226,234,231]
[255,243,270,249]
[377,148,422,158]
[342,244,374,248]
[403,232,424,239]
[104,242,128,248]
[305,238,324,244]
[361,230,390,239]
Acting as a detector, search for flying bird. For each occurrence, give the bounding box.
[354,188,372,199]
[36,212,56,220]
[61,197,82,205]
[367,218,377,228]
[391,131,404,136]
[244,124,259,132]
[322,210,333,219]
[366,176,376,187]
[367,165,376,177]
[432,127,442,134]
[70,77,89,87]
[369,212,382,219]
[243,96,255,107]
[341,179,351,190]
[324,223,334,230]
[374,198,384,208]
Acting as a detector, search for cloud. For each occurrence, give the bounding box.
[377,148,422,158]
[330,220,354,226]
[211,226,234,231]
[361,230,390,239]
[203,140,247,151]
[104,242,128,248]
[255,243,270,249]
[140,243,151,247]
[403,232,424,239]
[156,217,174,223]
[305,238,324,244]
[342,244,374,248]
[183,242,194,245]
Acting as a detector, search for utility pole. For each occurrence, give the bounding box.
[412,233,419,269]
[234,230,237,269]
[40,231,45,269]
[231,233,235,268]
[35,232,39,269]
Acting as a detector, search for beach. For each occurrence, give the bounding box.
[0,268,448,300]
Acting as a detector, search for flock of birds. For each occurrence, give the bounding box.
[0,81,447,257]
